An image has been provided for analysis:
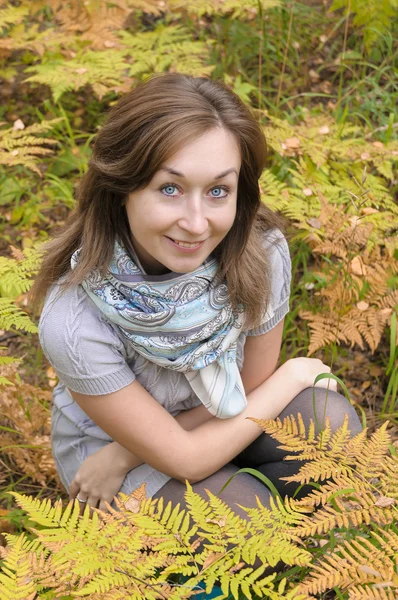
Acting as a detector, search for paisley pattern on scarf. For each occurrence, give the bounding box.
[71,240,248,418]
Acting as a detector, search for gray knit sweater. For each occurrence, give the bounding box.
[39,228,292,440]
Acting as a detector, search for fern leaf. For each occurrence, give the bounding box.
[0,298,37,333]
[0,5,29,30]
[0,534,37,600]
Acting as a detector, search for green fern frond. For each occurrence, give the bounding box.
[24,50,129,102]
[0,20,76,57]
[119,23,213,79]
[0,5,29,30]
[331,0,398,50]
[0,119,61,175]
[0,298,37,333]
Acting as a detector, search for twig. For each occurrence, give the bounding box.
[0,333,21,343]
[276,0,295,108]
[364,122,398,139]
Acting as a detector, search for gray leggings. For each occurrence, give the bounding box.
[153,387,363,518]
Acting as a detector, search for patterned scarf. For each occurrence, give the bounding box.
[71,240,247,418]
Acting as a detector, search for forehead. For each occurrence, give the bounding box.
[159,128,241,174]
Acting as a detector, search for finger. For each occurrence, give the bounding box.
[83,495,100,516]
[98,498,114,514]
[69,479,80,500]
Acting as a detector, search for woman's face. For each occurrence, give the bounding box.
[125,127,241,275]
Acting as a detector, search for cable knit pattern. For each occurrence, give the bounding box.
[39,228,292,496]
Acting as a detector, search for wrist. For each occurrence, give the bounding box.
[278,359,309,394]
[110,442,143,472]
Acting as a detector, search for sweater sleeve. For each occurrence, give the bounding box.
[38,281,136,395]
[245,228,292,336]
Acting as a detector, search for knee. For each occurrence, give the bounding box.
[294,387,363,438]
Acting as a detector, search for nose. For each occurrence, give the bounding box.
[177,194,209,238]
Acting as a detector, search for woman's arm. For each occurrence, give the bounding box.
[113,320,285,472]
[107,403,216,472]
[69,356,334,484]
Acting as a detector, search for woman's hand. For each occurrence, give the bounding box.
[282,357,337,392]
[69,442,143,514]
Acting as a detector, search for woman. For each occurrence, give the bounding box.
[32,73,362,519]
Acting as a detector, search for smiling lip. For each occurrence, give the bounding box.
[166,237,205,252]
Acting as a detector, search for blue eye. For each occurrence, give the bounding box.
[211,187,228,198]
[161,185,178,196]
[160,184,229,198]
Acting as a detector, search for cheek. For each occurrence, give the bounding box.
[222,204,237,233]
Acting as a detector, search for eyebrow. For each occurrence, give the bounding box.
[159,167,238,179]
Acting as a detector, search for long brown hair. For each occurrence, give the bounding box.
[30,73,285,329]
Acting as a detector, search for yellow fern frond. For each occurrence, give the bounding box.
[355,422,392,478]
[0,534,38,600]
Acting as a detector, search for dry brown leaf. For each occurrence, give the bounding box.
[13,119,25,130]
[206,515,227,527]
[307,218,322,229]
[229,562,246,574]
[361,207,379,215]
[46,367,58,388]
[374,496,396,507]
[124,497,141,513]
[350,256,367,276]
[9,245,24,261]
[202,553,225,570]
[356,301,369,311]
[285,136,301,149]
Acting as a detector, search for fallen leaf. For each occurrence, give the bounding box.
[361,381,371,391]
[374,496,396,508]
[369,365,383,377]
[361,207,378,215]
[349,216,361,227]
[124,497,141,513]
[309,69,320,81]
[13,118,25,130]
[307,217,322,229]
[356,301,369,311]
[285,137,301,149]
[202,553,224,570]
[229,562,246,574]
[206,515,227,527]
[350,256,367,276]
[359,565,382,577]
[46,367,58,388]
